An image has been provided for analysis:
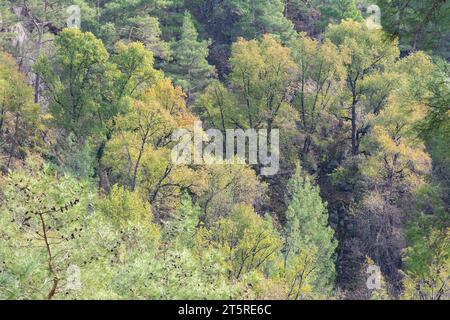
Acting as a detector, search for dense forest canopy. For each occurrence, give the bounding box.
[0,0,448,300]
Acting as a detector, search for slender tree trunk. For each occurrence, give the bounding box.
[131,133,148,192]
[34,26,43,103]
[351,101,357,155]
[0,107,4,133]
[349,75,359,156]
[38,212,58,300]
[303,134,312,154]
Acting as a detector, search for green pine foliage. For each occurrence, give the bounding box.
[283,164,337,298]
[165,12,215,98]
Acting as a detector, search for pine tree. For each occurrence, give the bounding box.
[167,11,215,99]
[283,163,337,298]
[231,0,296,42]
[318,0,363,30]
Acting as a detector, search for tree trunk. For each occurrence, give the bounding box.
[351,101,357,155]
[34,28,43,103]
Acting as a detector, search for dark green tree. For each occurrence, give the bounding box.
[283,163,337,296]
[165,11,215,99]
[375,0,450,59]
[318,0,363,30]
